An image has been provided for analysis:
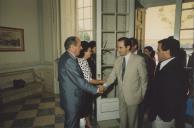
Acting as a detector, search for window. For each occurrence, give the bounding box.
[180,1,194,64]
[144,5,176,63]
[180,1,194,48]
[145,5,176,50]
[76,0,93,41]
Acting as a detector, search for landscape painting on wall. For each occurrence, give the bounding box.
[0,26,24,51]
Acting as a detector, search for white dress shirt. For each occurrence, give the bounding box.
[160,57,175,70]
[124,52,131,66]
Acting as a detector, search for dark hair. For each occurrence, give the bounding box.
[144,46,155,58]
[151,51,155,59]
[89,41,96,49]
[144,46,153,52]
[129,38,138,49]
[158,36,180,57]
[118,37,131,48]
[64,36,77,50]
[78,41,90,58]
[192,43,194,48]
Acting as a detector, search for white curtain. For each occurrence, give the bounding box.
[60,0,76,52]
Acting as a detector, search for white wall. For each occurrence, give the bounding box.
[40,0,53,64]
[0,0,41,70]
[0,0,57,93]
[0,0,54,68]
[60,0,76,53]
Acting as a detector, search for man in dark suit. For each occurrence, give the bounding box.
[187,43,194,90]
[58,36,104,128]
[149,37,188,128]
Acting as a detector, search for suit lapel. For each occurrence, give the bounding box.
[122,54,134,80]
[159,58,176,73]
[119,57,124,80]
[126,54,134,71]
[155,62,161,77]
[67,52,84,77]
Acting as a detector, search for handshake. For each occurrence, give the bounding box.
[97,85,106,94]
[94,80,107,94]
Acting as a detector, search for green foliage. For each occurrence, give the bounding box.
[79,32,90,41]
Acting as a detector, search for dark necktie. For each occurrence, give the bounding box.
[155,62,161,77]
[122,57,126,80]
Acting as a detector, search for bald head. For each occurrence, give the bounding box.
[64,36,82,57]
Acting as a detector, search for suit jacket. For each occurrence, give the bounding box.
[188,52,194,69]
[106,53,148,106]
[58,51,97,115]
[149,58,188,122]
[188,52,194,86]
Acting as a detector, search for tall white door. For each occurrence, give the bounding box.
[96,0,131,121]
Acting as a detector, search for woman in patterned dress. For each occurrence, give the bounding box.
[78,41,104,128]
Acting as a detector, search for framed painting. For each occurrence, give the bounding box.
[0,26,24,51]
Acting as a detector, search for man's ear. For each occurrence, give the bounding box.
[134,45,137,48]
[127,45,131,50]
[166,49,170,53]
[69,45,74,51]
[165,49,171,56]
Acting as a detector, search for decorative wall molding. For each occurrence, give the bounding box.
[0,62,53,73]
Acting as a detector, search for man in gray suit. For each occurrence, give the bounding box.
[58,36,104,128]
[104,37,148,128]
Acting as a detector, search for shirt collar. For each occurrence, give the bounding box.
[160,57,175,70]
[124,52,131,65]
[68,51,76,59]
[78,58,86,61]
[133,50,138,55]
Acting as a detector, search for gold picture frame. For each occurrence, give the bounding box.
[0,26,24,51]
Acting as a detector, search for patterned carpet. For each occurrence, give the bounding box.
[0,93,193,128]
[0,93,65,128]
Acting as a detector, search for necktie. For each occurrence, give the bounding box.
[122,57,126,80]
[155,62,161,77]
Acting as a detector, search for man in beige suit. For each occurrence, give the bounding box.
[104,37,148,128]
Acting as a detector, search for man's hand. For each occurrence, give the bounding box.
[97,85,106,94]
[98,80,105,84]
